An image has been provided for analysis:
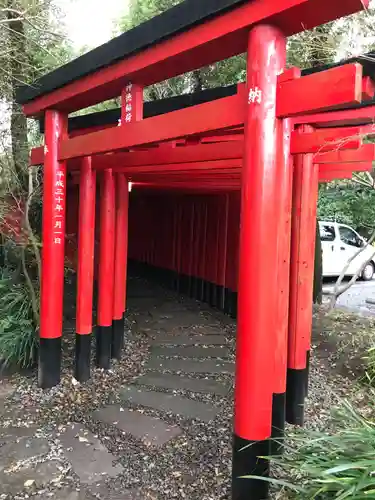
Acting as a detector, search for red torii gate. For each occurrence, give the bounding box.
[17,0,375,498]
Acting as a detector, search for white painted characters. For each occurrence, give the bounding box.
[53,169,65,244]
[248,87,262,104]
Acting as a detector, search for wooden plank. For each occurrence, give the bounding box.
[314,143,375,163]
[290,126,362,154]
[59,94,245,160]
[277,64,363,117]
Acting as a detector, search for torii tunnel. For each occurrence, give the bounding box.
[17,0,375,498]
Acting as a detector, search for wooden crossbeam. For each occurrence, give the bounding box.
[59,92,245,161]
[290,126,362,154]
[277,63,363,117]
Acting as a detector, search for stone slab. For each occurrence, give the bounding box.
[183,325,226,335]
[151,313,219,329]
[38,487,94,500]
[135,373,230,396]
[146,357,235,374]
[0,425,37,444]
[151,346,230,359]
[120,386,219,422]
[0,460,62,495]
[0,437,50,470]
[92,405,181,447]
[58,424,123,485]
[149,335,226,346]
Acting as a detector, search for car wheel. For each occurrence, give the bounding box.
[362,262,375,281]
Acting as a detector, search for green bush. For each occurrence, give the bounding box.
[271,401,375,499]
[0,275,38,369]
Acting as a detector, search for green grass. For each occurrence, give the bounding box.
[0,276,38,368]
[269,401,375,499]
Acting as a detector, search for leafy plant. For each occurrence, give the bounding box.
[268,401,375,499]
[364,346,375,386]
[0,273,38,369]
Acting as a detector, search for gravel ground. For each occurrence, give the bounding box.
[0,280,373,500]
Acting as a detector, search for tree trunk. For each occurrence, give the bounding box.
[7,2,29,190]
[313,220,323,304]
[191,70,203,92]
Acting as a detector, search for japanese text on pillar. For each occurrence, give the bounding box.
[118,82,134,126]
[53,170,65,245]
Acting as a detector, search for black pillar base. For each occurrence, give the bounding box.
[38,337,62,389]
[217,285,225,311]
[271,392,286,456]
[195,278,203,300]
[75,333,92,382]
[232,435,270,500]
[187,275,193,297]
[179,274,189,295]
[224,288,231,314]
[96,325,112,369]
[208,282,217,308]
[112,316,125,360]
[229,291,238,319]
[286,367,306,426]
[203,280,210,303]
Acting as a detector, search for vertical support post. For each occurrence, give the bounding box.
[112,174,129,360]
[111,81,142,355]
[39,110,68,389]
[187,201,195,296]
[286,126,319,426]
[75,157,96,382]
[233,25,286,500]
[271,118,292,454]
[97,169,115,369]
[219,194,229,311]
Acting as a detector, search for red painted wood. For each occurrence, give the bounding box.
[235,25,286,442]
[288,128,319,370]
[120,83,143,125]
[274,118,293,395]
[293,101,375,127]
[278,66,301,83]
[362,76,375,100]
[59,94,245,160]
[40,110,68,340]
[23,0,367,117]
[277,63,363,117]
[113,174,129,319]
[98,169,116,326]
[290,126,362,154]
[314,143,375,163]
[76,157,96,334]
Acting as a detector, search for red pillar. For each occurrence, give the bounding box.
[233,25,286,500]
[96,169,115,369]
[39,110,68,389]
[75,157,96,381]
[271,118,293,453]
[112,174,129,360]
[286,126,319,425]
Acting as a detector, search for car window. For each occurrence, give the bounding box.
[319,224,335,242]
[339,226,362,248]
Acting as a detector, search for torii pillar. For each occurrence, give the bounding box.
[233,24,286,500]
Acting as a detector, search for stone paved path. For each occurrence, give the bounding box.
[0,277,235,499]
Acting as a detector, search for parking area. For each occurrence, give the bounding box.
[323,277,375,315]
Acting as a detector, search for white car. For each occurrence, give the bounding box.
[319,221,375,281]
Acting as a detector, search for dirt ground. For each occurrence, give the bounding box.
[0,281,374,500]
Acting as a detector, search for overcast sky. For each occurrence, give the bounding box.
[55,0,130,50]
